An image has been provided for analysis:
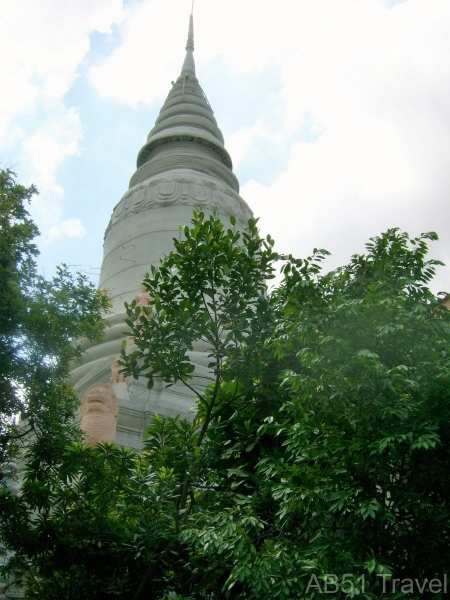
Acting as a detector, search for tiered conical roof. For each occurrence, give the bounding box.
[134,14,237,190]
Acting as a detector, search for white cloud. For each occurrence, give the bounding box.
[48,219,87,243]
[237,0,450,292]
[226,122,265,168]
[0,64,38,146]
[0,0,126,245]
[22,108,83,199]
[89,0,188,106]
[20,107,86,242]
[0,0,125,138]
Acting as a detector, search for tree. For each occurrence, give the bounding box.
[1,211,449,599]
[0,168,111,596]
[0,168,38,450]
[0,169,110,460]
[218,229,450,597]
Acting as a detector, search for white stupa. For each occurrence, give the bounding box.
[70,13,253,449]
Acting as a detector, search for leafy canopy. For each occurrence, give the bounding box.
[0,168,110,457]
[1,210,449,600]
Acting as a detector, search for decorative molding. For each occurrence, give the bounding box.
[105,173,252,236]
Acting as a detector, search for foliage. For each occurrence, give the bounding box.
[0,169,110,459]
[257,229,450,596]
[1,210,449,599]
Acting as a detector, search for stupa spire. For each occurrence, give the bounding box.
[181,13,195,77]
[70,2,253,448]
[135,8,237,184]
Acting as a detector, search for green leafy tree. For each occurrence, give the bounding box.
[0,168,110,596]
[0,169,110,458]
[2,211,449,600]
[183,229,450,599]
[0,168,38,448]
[130,223,450,598]
[1,442,159,599]
[255,229,450,596]
[123,209,277,506]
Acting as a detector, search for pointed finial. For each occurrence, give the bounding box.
[186,12,194,52]
[181,11,195,76]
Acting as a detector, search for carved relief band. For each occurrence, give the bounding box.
[105,174,252,236]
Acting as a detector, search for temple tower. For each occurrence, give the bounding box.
[70,13,253,449]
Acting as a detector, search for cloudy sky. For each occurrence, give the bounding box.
[1,0,449,293]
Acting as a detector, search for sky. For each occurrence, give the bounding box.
[1,0,449,294]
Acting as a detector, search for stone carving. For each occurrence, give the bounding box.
[105,173,252,235]
[80,384,118,446]
[135,284,152,308]
[110,358,128,384]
